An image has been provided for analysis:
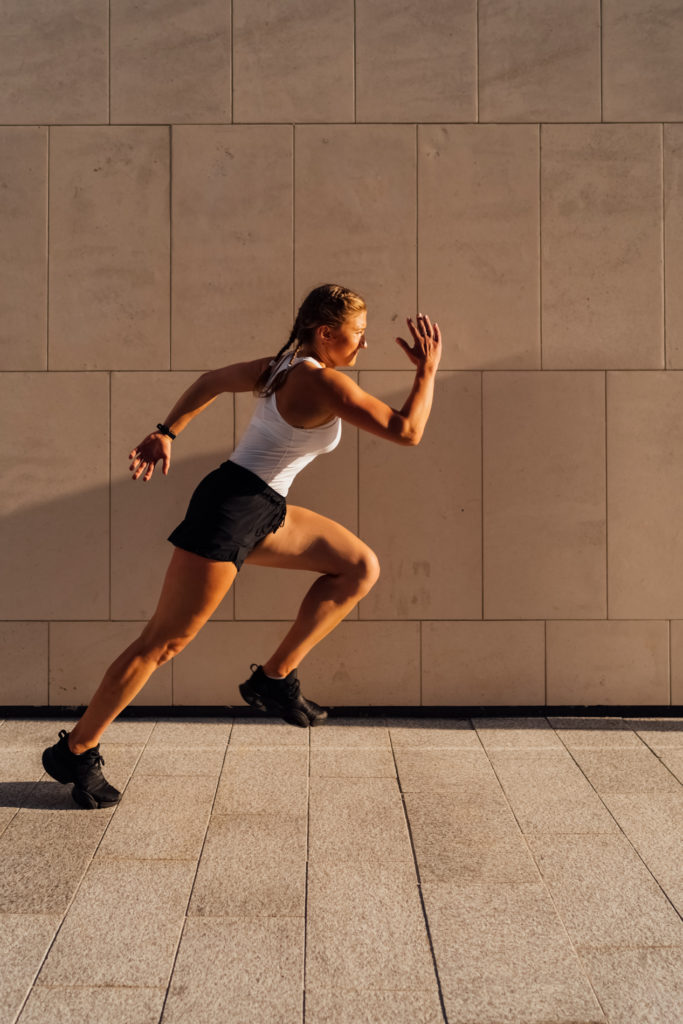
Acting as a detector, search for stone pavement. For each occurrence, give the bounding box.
[0,714,682,1024]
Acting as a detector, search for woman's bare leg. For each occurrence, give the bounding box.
[68,548,237,753]
[243,505,380,676]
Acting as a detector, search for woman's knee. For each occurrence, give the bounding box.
[136,626,195,667]
[347,546,380,596]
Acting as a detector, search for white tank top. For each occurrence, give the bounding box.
[229,351,342,497]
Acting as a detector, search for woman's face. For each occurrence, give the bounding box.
[318,311,368,367]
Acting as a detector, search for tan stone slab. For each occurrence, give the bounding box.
[527,834,683,950]
[579,947,683,1024]
[665,126,683,369]
[0,748,44,783]
[356,0,476,122]
[423,621,545,705]
[479,0,600,122]
[608,376,683,618]
[601,792,683,893]
[0,373,109,620]
[0,914,61,1024]
[37,859,195,987]
[0,719,76,751]
[96,775,216,861]
[422,881,606,1024]
[234,384,358,621]
[656,749,683,788]
[389,718,479,748]
[549,716,642,750]
[50,127,169,370]
[49,622,171,708]
[189,813,307,918]
[0,808,17,837]
[359,372,480,619]
[413,829,540,886]
[310,719,391,749]
[603,0,683,120]
[306,859,434,990]
[295,126,416,371]
[309,778,412,866]
[214,748,308,816]
[569,747,682,795]
[162,917,304,1024]
[483,371,606,618]
[310,748,396,778]
[172,126,292,370]
[0,128,47,370]
[0,1,108,124]
[233,0,352,122]
[111,372,234,620]
[547,620,670,705]
[20,986,166,1024]
[473,716,563,750]
[394,747,502,791]
[626,717,683,753]
[0,810,109,913]
[111,0,230,124]
[133,745,225,778]
[487,749,619,834]
[305,989,443,1024]
[228,717,310,747]
[542,124,662,369]
[419,125,539,371]
[403,784,521,838]
[146,720,231,748]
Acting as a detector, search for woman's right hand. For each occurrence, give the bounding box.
[395,314,442,371]
[129,432,172,482]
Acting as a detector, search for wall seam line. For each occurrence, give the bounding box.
[353,0,357,123]
[230,0,234,123]
[605,370,609,619]
[108,0,111,124]
[481,371,484,620]
[46,125,50,371]
[169,125,173,369]
[599,0,603,122]
[109,371,112,622]
[475,0,480,122]
[662,122,666,368]
[539,123,543,369]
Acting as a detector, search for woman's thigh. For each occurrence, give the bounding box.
[143,547,238,645]
[244,504,376,575]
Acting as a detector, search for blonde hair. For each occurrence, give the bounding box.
[254,283,366,397]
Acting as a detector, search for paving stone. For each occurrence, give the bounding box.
[304,988,444,1024]
[410,827,540,885]
[309,718,390,748]
[213,748,308,816]
[310,747,396,777]
[0,810,110,913]
[601,793,683,893]
[403,785,521,838]
[527,833,683,949]
[189,813,307,918]
[306,859,433,990]
[658,748,683,785]
[548,715,642,749]
[228,718,310,747]
[0,749,43,783]
[473,716,564,750]
[133,745,225,777]
[161,917,304,1024]
[569,747,682,793]
[422,881,606,1024]
[393,747,498,790]
[19,986,166,1024]
[0,719,77,749]
[309,777,412,866]
[0,807,17,836]
[625,717,683,753]
[487,749,620,833]
[37,859,195,988]
[389,718,480,749]
[96,775,216,861]
[579,947,683,1024]
[0,914,60,1024]
[146,720,232,748]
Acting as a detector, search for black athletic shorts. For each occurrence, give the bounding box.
[167,460,287,570]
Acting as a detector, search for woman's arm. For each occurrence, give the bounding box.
[317,315,442,446]
[129,356,272,481]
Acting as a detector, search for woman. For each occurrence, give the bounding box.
[42,284,442,809]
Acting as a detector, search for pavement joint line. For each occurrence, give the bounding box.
[387,726,449,1024]
[553,718,683,925]
[480,717,611,1023]
[155,718,234,1024]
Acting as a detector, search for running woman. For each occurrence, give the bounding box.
[42,284,442,808]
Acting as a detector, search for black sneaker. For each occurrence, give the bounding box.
[239,665,329,727]
[42,730,121,809]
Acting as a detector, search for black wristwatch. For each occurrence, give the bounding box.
[156,423,176,440]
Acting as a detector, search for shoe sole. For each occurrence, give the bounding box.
[239,681,310,728]
[42,746,121,810]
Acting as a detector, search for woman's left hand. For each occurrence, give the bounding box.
[129,432,172,482]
